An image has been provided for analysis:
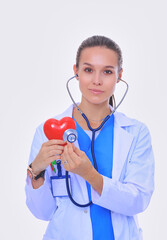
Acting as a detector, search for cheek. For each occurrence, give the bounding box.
[78,80,85,94]
[104,81,117,98]
[78,76,90,90]
[106,79,117,92]
[78,81,83,92]
[79,82,88,96]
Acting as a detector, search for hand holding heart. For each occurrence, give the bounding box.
[32,117,93,180]
[31,117,76,175]
[31,139,65,176]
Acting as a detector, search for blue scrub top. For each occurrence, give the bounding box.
[74,115,115,240]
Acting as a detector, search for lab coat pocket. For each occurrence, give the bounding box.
[53,197,68,219]
[43,198,71,240]
[138,228,143,240]
[127,216,143,240]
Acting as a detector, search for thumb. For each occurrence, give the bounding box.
[73,145,84,157]
[68,142,77,152]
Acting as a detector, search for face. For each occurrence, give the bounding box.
[73,46,122,106]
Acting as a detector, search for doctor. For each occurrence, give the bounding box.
[25,35,154,240]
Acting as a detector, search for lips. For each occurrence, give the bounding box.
[89,88,104,94]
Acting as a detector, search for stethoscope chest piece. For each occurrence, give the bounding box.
[63,129,78,143]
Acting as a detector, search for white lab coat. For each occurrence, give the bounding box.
[25,104,154,240]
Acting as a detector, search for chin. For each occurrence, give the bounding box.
[85,97,109,106]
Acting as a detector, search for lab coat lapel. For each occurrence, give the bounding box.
[112,112,134,181]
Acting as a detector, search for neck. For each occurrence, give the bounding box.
[78,98,111,122]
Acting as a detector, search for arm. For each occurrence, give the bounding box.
[25,126,64,221]
[91,124,155,216]
[61,124,154,216]
[25,169,56,221]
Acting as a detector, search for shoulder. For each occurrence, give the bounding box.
[114,111,151,139]
[114,111,144,127]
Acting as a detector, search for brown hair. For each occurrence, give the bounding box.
[76,35,123,106]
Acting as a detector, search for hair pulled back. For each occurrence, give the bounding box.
[76,35,123,71]
[75,35,123,106]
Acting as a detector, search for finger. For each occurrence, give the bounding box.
[60,153,70,170]
[66,143,79,158]
[48,155,62,164]
[66,142,74,154]
[61,146,74,168]
[47,145,64,152]
[73,146,84,157]
[44,139,66,146]
[65,144,81,164]
[47,149,63,158]
[62,145,73,163]
[70,142,76,151]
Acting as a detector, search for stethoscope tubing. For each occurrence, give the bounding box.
[65,74,129,207]
[66,75,129,117]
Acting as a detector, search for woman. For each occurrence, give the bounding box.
[25,36,154,240]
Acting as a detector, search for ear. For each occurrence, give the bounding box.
[73,64,79,79]
[117,68,123,83]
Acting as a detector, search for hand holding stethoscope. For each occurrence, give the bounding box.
[61,142,103,193]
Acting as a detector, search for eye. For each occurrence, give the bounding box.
[104,70,113,74]
[84,67,93,73]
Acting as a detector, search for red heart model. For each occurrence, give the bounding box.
[43,117,77,140]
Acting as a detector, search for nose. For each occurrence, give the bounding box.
[92,72,103,86]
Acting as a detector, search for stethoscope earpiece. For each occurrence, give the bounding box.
[75,74,79,81]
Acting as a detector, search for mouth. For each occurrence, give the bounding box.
[89,88,104,94]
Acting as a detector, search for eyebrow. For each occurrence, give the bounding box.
[83,62,115,69]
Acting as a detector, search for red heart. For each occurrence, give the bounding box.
[43,117,76,140]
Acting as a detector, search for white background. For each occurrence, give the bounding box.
[0,0,167,239]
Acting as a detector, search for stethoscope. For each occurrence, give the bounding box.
[64,74,129,208]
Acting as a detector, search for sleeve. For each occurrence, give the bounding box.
[25,126,57,221]
[91,124,155,216]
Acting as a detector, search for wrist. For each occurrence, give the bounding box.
[31,177,45,189]
[31,162,41,176]
[27,163,45,181]
[84,167,99,182]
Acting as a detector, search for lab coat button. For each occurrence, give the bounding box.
[84,209,88,213]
